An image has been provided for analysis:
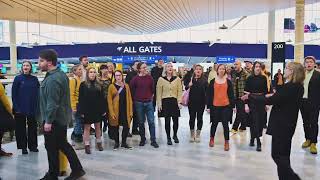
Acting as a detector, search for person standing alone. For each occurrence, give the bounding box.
[38,49,85,180]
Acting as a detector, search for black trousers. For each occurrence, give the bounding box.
[271,135,301,180]
[249,102,265,139]
[165,116,179,139]
[300,99,320,143]
[132,105,139,131]
[44,124,83,177]
[110,122,129,145]
[0,131,3,149]
[210,107,230,140]
[188,106,205,130]
[232,99,247,130]
[15,114,38,150]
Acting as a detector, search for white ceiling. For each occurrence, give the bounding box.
[0,0,315,34]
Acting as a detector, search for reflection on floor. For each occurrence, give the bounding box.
[0,107,319,180]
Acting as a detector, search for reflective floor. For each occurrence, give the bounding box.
[0,107,319,180]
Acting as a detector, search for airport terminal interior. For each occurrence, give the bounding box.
[1,0,320,180]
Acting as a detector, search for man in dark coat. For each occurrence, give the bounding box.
[151,59,164,111]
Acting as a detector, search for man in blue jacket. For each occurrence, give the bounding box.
[38,49,85,180]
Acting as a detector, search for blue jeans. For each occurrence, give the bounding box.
[135,101,156,142]
[72,111,83,136]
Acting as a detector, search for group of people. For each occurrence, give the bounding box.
[0,49,319,180]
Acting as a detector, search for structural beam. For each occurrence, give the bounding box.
[9,20,17,74]
[295,0,305,63]
[267,10,275,63]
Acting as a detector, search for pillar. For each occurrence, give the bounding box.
[267,10,275,63]
[295,0,305,63]
[9,20,17,74]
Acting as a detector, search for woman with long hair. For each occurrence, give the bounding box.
[108,70,133,150]
[207,64,234,151]
[242,62,305,180]
[187,64,208,143]
[99,64,112,133]
[156,63,182,145]
[78,67,106,154]
[12,61,39,155]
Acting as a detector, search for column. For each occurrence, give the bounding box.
[295,0,305,63]
[267,10,275,63]
[9,20,17,74]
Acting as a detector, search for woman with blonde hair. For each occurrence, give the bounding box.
[156,63,182,145]
[108,70,133,150]
[78,67,106,154]
[242,62,305,180]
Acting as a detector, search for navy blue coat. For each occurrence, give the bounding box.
[12,74,40,116]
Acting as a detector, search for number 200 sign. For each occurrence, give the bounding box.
[274,43,284,49]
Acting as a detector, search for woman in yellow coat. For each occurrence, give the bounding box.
[107,70,133,150]
[0,82,13,157]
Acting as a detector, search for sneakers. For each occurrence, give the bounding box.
[30,148,39,152]
[310,143,318,154]
[96,142,103,151]
[224,141,230,151]
[249,138,255,147]
[84,145,91,154]
[121,143,133,150]
[167,138,173,145]
[230,129,238,134]
[22,149,28,155]
[173,136,179,144]
[139,141,146,146]
[39,173,58,180]
[113,143,120,151]
[64,169,85,180]
[302,140,311,148]
[190,130,195,142]
[195,130,201,143]
[209,137,215,147]
[151,141,159,148]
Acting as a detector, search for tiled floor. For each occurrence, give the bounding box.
[0,107,319,180]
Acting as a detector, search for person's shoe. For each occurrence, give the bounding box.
[59,171,67,177]
[249,138,255,147]
[85,145,91,154]
[0,149,13,157]
[195,130,201,143]
[256,138,262,152]
[230,129,238,134]
[139,141,146,146]
[132,129,140,135]
[224,141,230,151]
[64,169,85,180]
[209,137,215,147]
[121,143,133,150]
[190,130,195,143]
[30,148,39,152]
[90,128,95,135]
[22,149,28,154]
[39,173,58,180]
[310,143,318,154]
[96,142,103,151]
[167,138,173,145]
[302,140,311,148]
[151,141,159,148]
[127,133,133,138]
[113,143,120,151]
[173,136,179,143]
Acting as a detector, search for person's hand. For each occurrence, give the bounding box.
[241,94,249,101]
[178,103,183,109]
[265,106,269,112]
[206,109,210,113]
[44,123,52,132]
[112,115,117,120]
[245,104,250,113]
[158,106,162,112]
[188,81,193,87]
[265,93,274,98]
[233,108,236,114]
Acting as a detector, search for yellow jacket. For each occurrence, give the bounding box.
[156,76,182,108]
[107,83,133,127]
[69,76,81,111]
[0,83,12,114]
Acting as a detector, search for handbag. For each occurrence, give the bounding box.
[0,100,15,132]
[181,89,190,106]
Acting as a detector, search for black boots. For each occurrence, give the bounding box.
[256,138,262,152]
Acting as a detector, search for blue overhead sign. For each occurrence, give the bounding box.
[216,56,236,64]
[112,55,167,64]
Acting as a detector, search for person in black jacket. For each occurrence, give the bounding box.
[187,65,207,143]
[78,67,106,154]
[207,64,234,151]
[300,56,320,154]
[151,59,164,111]
[242,62,304,180]
[244,61,268,152]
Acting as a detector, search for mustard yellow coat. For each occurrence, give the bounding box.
[107,83,133,127]
[0,82,12,114]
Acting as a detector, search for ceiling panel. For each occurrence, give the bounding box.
[0,0,315,34]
